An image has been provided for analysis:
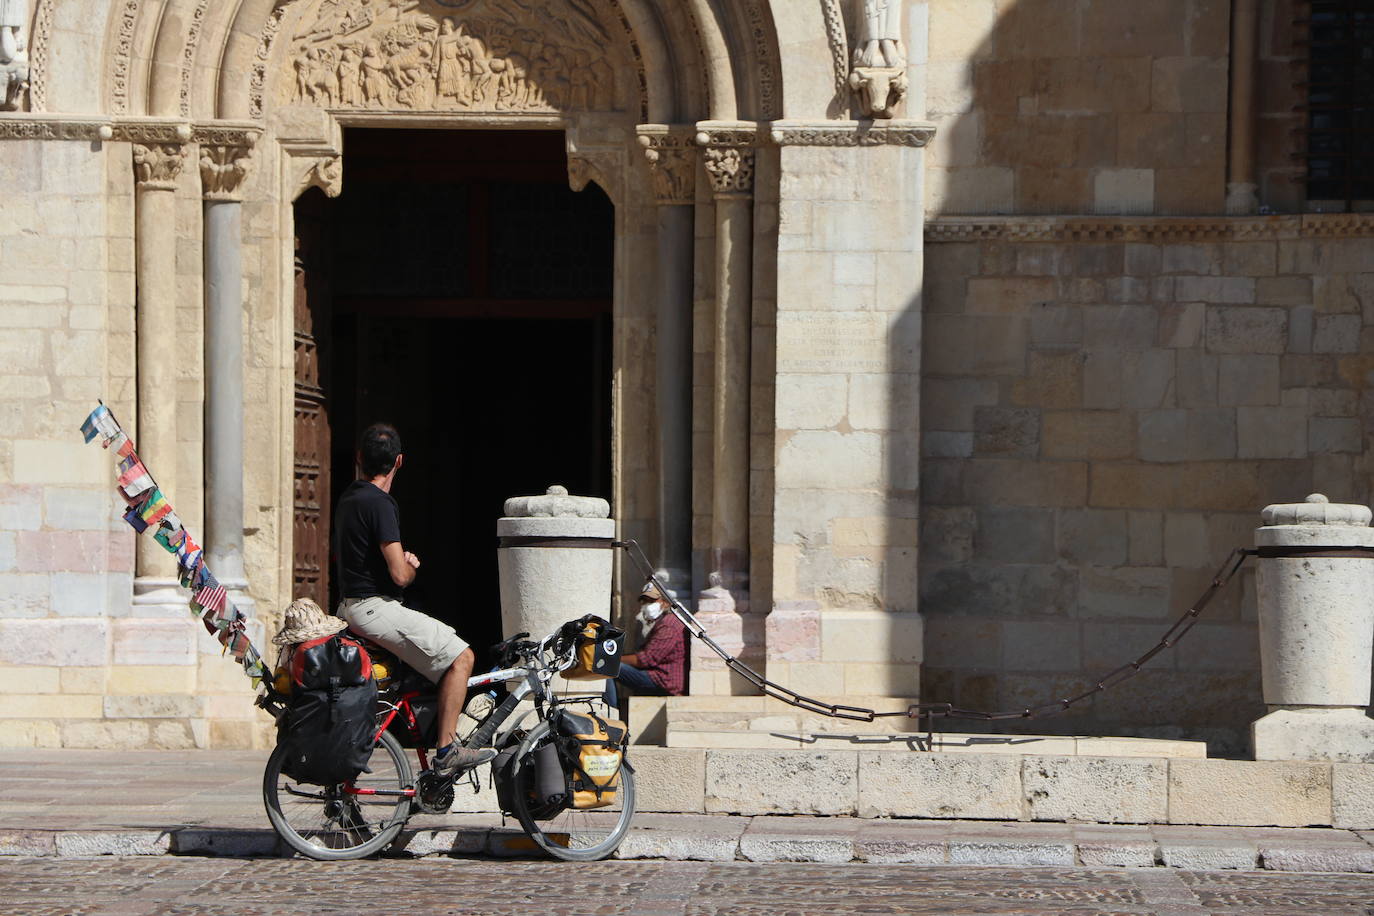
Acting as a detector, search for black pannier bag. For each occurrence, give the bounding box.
[278,634,378,786]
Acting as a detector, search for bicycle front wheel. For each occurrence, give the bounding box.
[263,730,413,860]
[509,718,636,862]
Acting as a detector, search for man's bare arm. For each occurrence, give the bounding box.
[380,541,419,588]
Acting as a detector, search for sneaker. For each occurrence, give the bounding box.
[432,743,498,777]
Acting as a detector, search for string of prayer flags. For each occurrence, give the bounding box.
[137,489,172,526]
[123,505,149,534]
[79,402,270,690]
[154,523,186,554]
[80,404,120,443]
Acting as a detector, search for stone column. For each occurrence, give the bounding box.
[1252,493,1374,762]
[691,123,761,694]
[198,126,258,616]
[637,126,696,597]
[700,129,755,598]
[132,131,191,612]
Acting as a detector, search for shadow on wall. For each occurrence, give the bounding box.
[912,0,1316,758]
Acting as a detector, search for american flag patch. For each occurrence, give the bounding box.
[195,584,227,613]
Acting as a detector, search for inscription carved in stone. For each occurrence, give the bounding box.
[280,0,622,113]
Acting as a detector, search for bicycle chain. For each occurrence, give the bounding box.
[615,539,1374,730]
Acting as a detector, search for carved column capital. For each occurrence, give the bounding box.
[694,122,759,198]
[701,146,754,197]
[637,125,696,206]
[132,142,189,190]
[194,123,261,202]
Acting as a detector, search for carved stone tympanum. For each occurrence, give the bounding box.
[280,0,624,113]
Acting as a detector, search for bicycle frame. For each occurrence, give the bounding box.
[347,662,553,799]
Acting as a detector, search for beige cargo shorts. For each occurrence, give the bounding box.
[337,595,468,685]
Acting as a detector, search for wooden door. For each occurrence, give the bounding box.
[292,189,332,609]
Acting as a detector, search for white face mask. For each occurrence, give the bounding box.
[637,600,665,633]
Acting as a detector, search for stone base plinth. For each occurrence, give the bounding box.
[1253,707,1374,763]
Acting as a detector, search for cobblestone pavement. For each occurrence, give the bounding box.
[1,857,1372,916]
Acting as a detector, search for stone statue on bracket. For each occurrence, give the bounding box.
[0,0,29,112]
[848,0,906,119]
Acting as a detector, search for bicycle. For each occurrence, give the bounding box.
[257,615,635,862]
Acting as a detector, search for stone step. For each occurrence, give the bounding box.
[661,729,1208,758]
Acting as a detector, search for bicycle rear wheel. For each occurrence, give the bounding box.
[509,718,636,862]
[263,730,413,860]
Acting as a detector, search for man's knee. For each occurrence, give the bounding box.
[449,647,474,674]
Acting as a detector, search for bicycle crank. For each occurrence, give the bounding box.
[415,772,456,814]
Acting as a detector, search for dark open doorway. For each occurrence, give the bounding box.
[292,128,614,670]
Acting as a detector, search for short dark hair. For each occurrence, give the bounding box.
[359,423,402,477]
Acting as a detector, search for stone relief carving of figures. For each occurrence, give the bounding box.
[0,0,28,111]
[853,0,904,69]
[280,0,620,113]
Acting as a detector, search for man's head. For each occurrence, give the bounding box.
[358,422,403,478]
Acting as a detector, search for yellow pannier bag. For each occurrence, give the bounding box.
[555,710,628,809]
[562,616,625,681]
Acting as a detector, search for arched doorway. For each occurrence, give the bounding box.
[293,127,614,665]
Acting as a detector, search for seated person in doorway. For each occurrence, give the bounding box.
[604,581,688,709]
[334,422,496,776]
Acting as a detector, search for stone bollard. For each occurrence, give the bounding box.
[1252,493,1374,762]
[496,485,615,646]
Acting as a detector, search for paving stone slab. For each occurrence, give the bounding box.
[1258,844,1374,873]
[947,840,1076,866]
[738,833,855,863]
[54,830,173,857]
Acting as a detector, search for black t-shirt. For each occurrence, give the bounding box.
[334,480,404,600]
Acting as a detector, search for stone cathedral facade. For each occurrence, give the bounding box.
[0,0,1370,755]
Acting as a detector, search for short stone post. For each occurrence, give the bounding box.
[496,485,615,645]
[1253,493,1374,762]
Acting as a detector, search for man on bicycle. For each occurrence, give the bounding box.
[334,422,496,776]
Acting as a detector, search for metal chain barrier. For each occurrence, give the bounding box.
[615,539,1374,732]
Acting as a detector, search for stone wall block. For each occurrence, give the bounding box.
[858,753,1022,819]
[1168,759,1332,826]
[623,748,706,813]
[1237,406,1308,459]
[1204,307,1288,354]
[60,719,152,750]
[1057,508,1129,565]
[1218,355,1280,406]
[1312,314,1361,354]
[972,407,1040,458]
[706,750,858,815]
[103,694,204,719]
[112,620,196,666]
[1000,620,1079,671]
[0,485,42,531]
[1023,756,1168,823]
[50,572,109,617]
[0,619,108,667]
[1042,411,1136,460]
[1332,763,1374,829]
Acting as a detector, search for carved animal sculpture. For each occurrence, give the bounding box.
[385,39,433,89]
[848,66,906,119]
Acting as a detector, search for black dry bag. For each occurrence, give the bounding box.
[278,633,378,786]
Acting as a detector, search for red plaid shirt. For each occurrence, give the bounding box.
[636,612,688,695]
